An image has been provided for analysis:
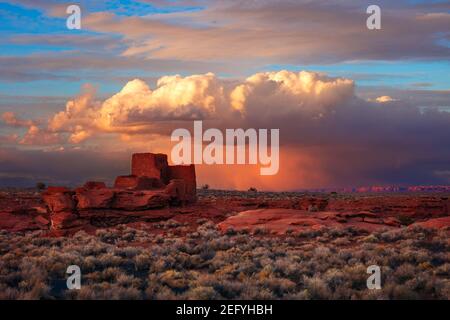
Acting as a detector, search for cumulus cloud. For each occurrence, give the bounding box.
[10,69,450,152]
[98,73,223,128]
[19,124,61,145]
[45,73,226,140]
[1,112,60,146]
[48,84,99,143]
[1,112,34,127]
[22,70,358,143]
[3,70,450,189]
[230,71,355,117]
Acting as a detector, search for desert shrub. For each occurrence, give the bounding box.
[185,286,219,300]
[303,276,331,299]
[394,263,416,283]
[0,221,448,300]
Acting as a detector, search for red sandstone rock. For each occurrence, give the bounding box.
[165,179,187,203]
[218,208,398,235]
[339,211,378,219]
[167,165,196,202]
[132,153,168,180]
[42,187,75,213]
[410,217,450,229]
[383,217,401,227]
[363,217,383,224]
[37,153,198,231]
[344,221,394,232]
[34,215,50,226]
[114,175,164,190]
[83,181,106,189]
[296,197,328,211]
[78,208,175,223]
[33,206,48,215]
[46,186,71,193]
[0,212,46,231]
[315,212,340,220]
[76,187,115,209]
[115,175,138,189]
[218,209,339,235]
[112,190,169,211]
[327,195,448,219]
[51,212,84,230]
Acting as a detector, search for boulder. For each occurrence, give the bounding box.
[75,187,115,209]
[112,190,169,211]
[42,187,75,213]
[132,153,168,180]
[167,165,196,202]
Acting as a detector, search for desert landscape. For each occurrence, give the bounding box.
[0,153,448,299]
[1,0,449,305]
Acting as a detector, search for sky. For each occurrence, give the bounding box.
[0,0,449,190]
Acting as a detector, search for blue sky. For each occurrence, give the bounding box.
[1,0,449,97]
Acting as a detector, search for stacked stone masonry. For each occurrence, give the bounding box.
[42,153,196,230]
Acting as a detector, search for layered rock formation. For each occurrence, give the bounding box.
[217,209,401,235]
[217,194,450,235]
[1,178,449,236]
[41,153,196,232]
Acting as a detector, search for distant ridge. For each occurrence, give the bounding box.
[306,185,450,193]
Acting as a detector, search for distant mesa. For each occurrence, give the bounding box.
[41,152,196,231]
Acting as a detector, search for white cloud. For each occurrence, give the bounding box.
[35,70,358,143]
[374,95,398,103]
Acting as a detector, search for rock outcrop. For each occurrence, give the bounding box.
[410,216,450,229]
[217,209,400,235]
[42,187,76,213]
